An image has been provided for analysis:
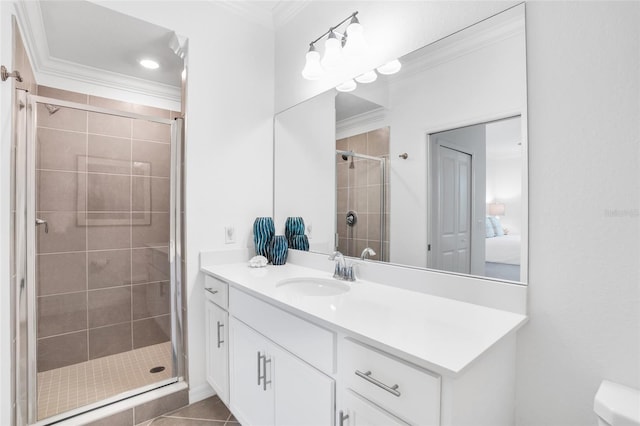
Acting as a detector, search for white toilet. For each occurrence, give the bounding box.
[594,380,640,425]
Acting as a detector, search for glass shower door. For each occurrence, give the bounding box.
[18,93,183,423]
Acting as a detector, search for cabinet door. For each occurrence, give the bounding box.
[339,390,409,426]
[229,317,274,426]
[273,343,334,426]
[205,300,229,404]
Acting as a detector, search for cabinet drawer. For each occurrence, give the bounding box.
[341,338,440,426]
[230,287,335,374]
[341,389,409,426]
[204,274,228,310]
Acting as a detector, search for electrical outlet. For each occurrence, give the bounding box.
[306,222,313,239]
[224,226,235,244]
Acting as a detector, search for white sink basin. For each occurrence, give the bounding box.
[276,277,350,296]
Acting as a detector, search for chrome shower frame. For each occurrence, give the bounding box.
[14,94,185,425]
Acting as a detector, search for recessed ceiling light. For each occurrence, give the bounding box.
[139,59,159,70]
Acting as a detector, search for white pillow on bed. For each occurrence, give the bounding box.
[486,217,496,238]
[488,216,504,236]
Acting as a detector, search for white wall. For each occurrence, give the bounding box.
[517,2,640,425]
[69,0,276,402]
[276,1,640,425]
[274,91,335,252]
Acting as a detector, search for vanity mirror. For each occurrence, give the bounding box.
[274,5,527,284]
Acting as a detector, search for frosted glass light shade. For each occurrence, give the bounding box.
[355,70,377,84]
[336,79,357,92]
[343,21,366,56]
[302,49,324,80]
[321,32,343,71]
[377,59,402,75]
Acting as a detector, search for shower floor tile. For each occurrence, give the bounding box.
[37,341,172,420]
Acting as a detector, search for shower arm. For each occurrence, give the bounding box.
[336,149,384,163]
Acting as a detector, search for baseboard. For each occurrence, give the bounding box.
[189,383,215,404]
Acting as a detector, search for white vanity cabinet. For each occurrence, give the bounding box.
[227,286,335,426]
[201,262,525,426]
[229,317,335,426]
[204,275,229,404]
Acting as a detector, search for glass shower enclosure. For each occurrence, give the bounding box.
[14,90,184,424]
[335,149,387,261]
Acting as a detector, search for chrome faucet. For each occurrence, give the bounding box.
[329,251,355,281]
[360,247,376,260]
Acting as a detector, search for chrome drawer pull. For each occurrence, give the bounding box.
[216,321,224,348]
[257,352,271,390]
[205,288,219,295]
[339,410,349,426]
[262,355,272,391]
[355,370,401,397]
[257,351,263,386]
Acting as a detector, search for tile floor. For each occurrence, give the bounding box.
[139,396,239,426]
[38,341,172,420]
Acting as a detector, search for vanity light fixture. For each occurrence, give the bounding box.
[301,11,367,80]
[301,44,324,80]
[355,70,377,83]
[336,79,357,92]
[139,59,159,70]
[376,59,402,75]
[342,15,367,57]
[321,30,343,71]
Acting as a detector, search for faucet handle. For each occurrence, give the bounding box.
[345,265,356,281]
[333,262,343,279]
[329,251,343,261]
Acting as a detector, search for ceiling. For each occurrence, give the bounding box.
[38,0,184,88]
[18,1,309,104]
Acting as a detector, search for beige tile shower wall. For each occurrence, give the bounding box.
[336,127,390,262]
[35,86,177,372]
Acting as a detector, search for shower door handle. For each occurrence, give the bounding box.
[35,218,48,234]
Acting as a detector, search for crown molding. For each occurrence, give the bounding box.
[212,0,311,30]
[211,0,275,30]
[336,107,387,140]
[272,0,311,29]
[397,7,524,84]
[14,0,180,105]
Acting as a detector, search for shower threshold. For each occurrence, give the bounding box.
[37,341,172,421]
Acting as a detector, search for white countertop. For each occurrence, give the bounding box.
[201,262,527,377]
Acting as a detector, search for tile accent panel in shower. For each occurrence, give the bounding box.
[35,86,177,372]
[336,127,390,262]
